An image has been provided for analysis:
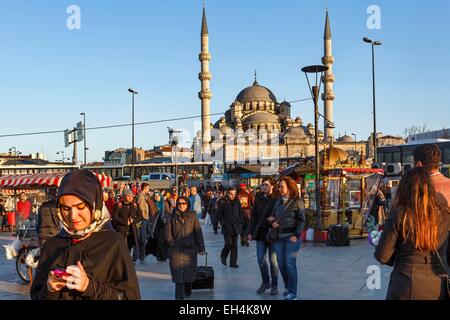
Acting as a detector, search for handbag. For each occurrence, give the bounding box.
[265,199,293,245]
[265,227,278,245]
[434,250,450,299]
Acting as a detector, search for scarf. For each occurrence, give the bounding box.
[57,204,111,239]
[154,192,164,213]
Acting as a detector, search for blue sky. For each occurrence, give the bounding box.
[0,0,449,162]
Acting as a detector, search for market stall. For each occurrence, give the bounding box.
[278,147,384,239]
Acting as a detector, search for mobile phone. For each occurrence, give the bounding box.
[53,268,71,277]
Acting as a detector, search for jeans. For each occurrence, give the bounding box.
[273,236,301,296]
[137,219,148,261]
[256,240,279,287]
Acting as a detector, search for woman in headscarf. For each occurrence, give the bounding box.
[146,191,171,261]
[166,196,206,300]
[30,169,141,300]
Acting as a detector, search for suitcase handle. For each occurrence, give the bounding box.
[199,251,208,266]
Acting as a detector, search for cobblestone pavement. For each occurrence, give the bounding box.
[0,224,391,300]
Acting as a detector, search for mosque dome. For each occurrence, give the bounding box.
[236,81,277,104]
[320,147,349,166]
[338,135,354,143]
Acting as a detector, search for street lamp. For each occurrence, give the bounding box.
[80,112,87,165]
[168,127,182,196]
[363,37,382,162]
[301,65,329,232]
[128,88,138,181]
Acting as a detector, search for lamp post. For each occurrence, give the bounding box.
[301,65,329,232]
[80,112,87,165]
[363,37,382,162]
[168,127,182,196]
[128,88,138,181]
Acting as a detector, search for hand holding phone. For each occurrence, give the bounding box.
[53,268,72,278]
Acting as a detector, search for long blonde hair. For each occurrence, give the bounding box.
[394,167,449,251]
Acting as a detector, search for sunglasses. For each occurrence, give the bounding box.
[177,202,188,205]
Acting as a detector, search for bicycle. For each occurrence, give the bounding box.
[15,226,40,284]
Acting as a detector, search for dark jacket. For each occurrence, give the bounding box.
[248,193,276,241]
[30,223,141,300]
[166,210,205,283]
[216,196,245,236]
[112,200,143,248]
[36,200,60,245]
[271,197,306,239]
[375,207,450,300]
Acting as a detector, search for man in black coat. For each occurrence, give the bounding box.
[36,199,60,246]
[216,187,244,268]
[112,188,143,263]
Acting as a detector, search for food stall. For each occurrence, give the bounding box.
[278,147,384,239]
[0,172,112,229]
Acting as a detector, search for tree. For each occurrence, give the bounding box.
[403,124,429,138]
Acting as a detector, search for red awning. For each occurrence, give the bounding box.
[341,168,384,174]
[0,172,112,190]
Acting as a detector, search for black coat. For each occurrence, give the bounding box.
[30,223,141,300]
[166,210,205,283]
[271,198,306,239]
[112,201,143,248]
[248,193,276,241]
[216,197,245,236]
[375,207,450,300]
[36,200,60,244]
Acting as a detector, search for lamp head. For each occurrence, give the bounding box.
[363,37,372,43]
[128,88,138,94]
[373,41,382,46]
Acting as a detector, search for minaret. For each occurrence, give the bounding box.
[321,10,335,140]
[199,3,212,156]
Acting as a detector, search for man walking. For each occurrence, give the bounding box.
[112,189,143,263]
[189,186,202,220]
[136,183,151,263]
[217,187,245,268]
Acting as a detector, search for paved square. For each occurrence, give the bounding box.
[0,224,391,300]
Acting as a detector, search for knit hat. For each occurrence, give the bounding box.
[123,188,134,197]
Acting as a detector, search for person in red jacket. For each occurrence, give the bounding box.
[16,192,32,230]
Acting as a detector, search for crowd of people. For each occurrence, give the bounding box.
[7,143,448,301]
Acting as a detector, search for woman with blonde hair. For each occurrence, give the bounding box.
[375,167,450,300]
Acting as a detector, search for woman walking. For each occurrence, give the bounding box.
[268,176,305,300]
[375,167,450,300]
[166,196,206,300]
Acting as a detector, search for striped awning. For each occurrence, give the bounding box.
[0,172,112,190]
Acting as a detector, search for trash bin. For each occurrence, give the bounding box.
[7,212,15,226]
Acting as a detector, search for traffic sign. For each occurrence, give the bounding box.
[211,174,223,183]
[64,129,69,147]
[77,121,84,142]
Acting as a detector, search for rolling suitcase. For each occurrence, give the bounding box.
[192,252,214,289]
[326,224,350,246]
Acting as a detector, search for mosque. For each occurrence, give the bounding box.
[194,5,377,167]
